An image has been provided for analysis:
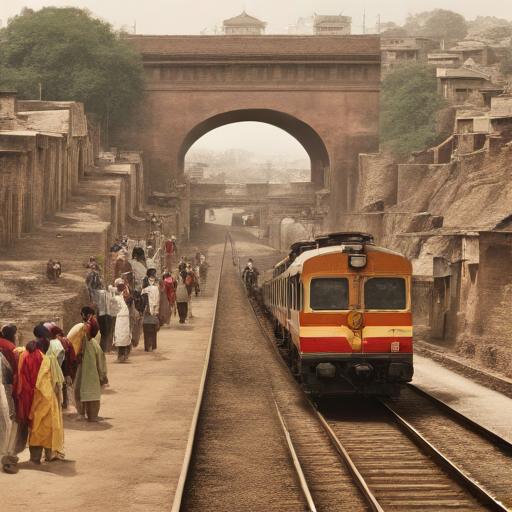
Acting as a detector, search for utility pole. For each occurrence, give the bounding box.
[134,20,136,34]
[362,2,366,34]
[376,13,381,34]
[38,83,42,101]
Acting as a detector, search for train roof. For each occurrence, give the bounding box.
[284,243,408,277]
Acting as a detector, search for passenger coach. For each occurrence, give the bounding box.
[262,233,413,397]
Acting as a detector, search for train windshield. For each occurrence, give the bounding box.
[364,277,406,310]
[310,278,349,310]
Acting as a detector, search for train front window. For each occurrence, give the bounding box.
[310,278,349,311]
[364,278,406,310]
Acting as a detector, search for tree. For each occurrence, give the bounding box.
[0,7,144,131]
[380,64,440,156]
[404,9,468,47]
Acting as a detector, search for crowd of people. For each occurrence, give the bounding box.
[0,231,208,474]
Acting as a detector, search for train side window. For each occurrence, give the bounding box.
[364,277,406,310]
[310,278,349,311]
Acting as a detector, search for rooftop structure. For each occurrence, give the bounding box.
[313,14,351,35]
[223,11,267,35]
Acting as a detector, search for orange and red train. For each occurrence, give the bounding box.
[261,233,413,397]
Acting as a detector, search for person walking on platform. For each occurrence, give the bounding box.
[18,325,65,463]
[185,264,199,318]
[113,278,132,362]
[49,326,76,409]
[141,276,160,351]
[114,249,133,287]
[175,279,190,324]
[165,236,177,269]
[74,319,108,422]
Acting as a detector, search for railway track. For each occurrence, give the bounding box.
[230,232,511,512]
[181,232,370,511]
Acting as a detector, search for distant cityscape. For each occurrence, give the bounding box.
[185,147,310,184]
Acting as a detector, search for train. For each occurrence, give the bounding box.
[261,232,413,397]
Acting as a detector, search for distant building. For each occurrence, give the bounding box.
[429,42,498,70]
[313,14,351,35]
[188,163,207,181]
[436,59,503,105]
[288,16,314,35]
[223,11,267,35]
[381,36,439,77]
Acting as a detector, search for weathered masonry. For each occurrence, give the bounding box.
[124,35,381,226]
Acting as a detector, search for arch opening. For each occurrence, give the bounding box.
[178,109,330,186]
[185,122,310,184]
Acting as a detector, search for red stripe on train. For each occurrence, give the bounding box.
[300,337,354,353]
[363,337,413,353]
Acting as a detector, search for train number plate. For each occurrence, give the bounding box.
[390,342,400,352]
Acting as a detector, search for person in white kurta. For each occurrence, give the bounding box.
[113,279,132,362]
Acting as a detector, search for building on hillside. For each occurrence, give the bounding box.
[381,36,439,77]
[429,41,498,69]
[223,11,267,35]
[428,53,462,69]
[437,59,503,104]
[313,14,351,35]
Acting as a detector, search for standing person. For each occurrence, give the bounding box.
[114,249,133,285]
[162,272,177,318]
[175,279,190,324]
[1,325,17,346]
[178,257,187,275]
[49,326,76,410]
[141,277,160,351]
[74,317,107,422]
[130,247,147,291]
[0,329,20,473]
[165,236,177,269]
[96,287,116,353]
[113,278,132,362]
[20,325,65,463]
[185,264,199,319]
[85,263,103,308]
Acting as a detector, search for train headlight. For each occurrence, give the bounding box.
[349,254,366,268]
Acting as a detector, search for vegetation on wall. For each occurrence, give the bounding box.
[380,64,440,157]
[0,7,145,131]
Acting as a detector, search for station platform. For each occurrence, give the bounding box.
[413,354,512,443]
[0,244,224,512]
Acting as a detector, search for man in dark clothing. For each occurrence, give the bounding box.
[110,240,122,252]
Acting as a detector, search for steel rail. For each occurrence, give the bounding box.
[377,398,510,512]
[170,234,227,512]
[406,383,512,453]
[229,232,319,512]
[229,233,385,512]
[272,391,318,512]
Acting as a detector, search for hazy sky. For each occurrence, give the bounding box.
[188,122,310,156]
[1,0,511,33]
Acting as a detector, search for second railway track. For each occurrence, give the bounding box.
[232,232,512,512]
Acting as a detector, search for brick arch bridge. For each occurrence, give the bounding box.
[124,35,381,223]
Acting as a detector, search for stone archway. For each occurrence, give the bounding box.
[178,109,330,186]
